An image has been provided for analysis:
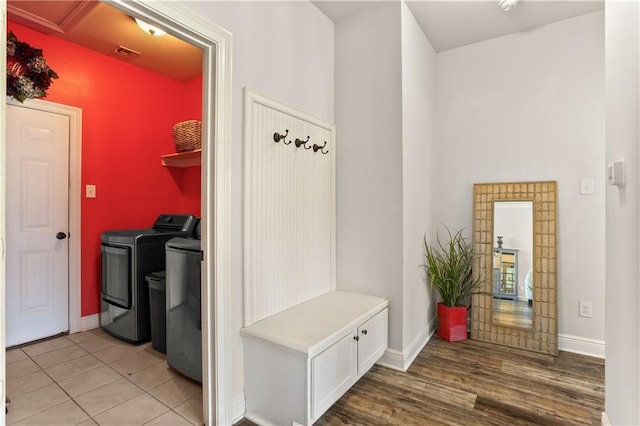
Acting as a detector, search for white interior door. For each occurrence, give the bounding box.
[6,104,70,347]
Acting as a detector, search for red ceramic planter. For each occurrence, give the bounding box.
[437,302,468,342]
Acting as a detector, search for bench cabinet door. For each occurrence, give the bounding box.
[357,308,388,376]
[311,331,357,420]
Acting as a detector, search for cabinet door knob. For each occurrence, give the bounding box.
[353,336,359,341]
[362,329,368,335]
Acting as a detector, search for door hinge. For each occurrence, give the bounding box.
[200,250,204,261]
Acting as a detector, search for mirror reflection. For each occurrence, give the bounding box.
[492,201,533,329]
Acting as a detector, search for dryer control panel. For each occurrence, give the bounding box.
[153,214,197,233]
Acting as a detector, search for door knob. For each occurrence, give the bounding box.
[56,232,67,240]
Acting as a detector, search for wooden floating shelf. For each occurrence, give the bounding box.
[161,149,201,167]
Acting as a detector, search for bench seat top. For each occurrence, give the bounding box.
[240,290,388,357]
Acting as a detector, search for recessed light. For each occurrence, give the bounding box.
[499,0,520,12]
[135,18,166,37]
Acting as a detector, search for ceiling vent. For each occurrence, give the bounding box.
[114,46,140,59]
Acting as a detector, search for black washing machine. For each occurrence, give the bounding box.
[100,214,197,344]
[166,222,202,382]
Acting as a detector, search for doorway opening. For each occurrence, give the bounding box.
[1,1,233,424]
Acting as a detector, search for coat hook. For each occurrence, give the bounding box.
[295,136,310,148]
[312,141,329,155]
[273,129,289,143]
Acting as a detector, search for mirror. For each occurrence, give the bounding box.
[492,201,533,328]
[471,181,558,355]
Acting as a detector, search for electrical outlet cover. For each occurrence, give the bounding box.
[579,300,593,318]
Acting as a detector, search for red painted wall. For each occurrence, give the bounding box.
[7,22,203,316]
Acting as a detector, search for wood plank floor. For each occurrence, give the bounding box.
[237,335,604,425]
[492,299,533,328]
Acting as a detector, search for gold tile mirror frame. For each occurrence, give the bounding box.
[471,181,558,355]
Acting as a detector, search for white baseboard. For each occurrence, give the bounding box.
[377,316,436,372]
[231,392,246,425]
[377,348,405,371]
[80,314,100,332]
[558,333,605,358]
[601,411,610,426]
[244,412,276,426]
[402,316,436,370]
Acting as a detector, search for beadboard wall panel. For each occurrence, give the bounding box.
[244,89,336,326]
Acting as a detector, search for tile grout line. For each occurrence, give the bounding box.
[73,339,156,424]
[6,335,93,424]
[74,337,190,425]
[79,336,186,424]
[8,334,140,425]
[25,336,109,425]
[116,348,199,426]
[8,331,203,426]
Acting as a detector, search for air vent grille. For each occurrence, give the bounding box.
[114,46,140,59]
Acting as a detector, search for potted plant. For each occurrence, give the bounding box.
[422,227,482,342]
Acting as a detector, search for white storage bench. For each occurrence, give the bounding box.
[241,290,389,426]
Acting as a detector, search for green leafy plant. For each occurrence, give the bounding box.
[422,226,482,308]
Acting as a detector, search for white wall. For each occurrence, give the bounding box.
[436,11,605,347]
[180,0,334,410]
[400,2,437,357]
[335,2,405,352]
[604,1,640,424]
[335,2,439,362]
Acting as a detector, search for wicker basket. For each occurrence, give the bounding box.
[172,120,202,152]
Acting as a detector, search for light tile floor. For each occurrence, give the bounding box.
[6,328,203,426]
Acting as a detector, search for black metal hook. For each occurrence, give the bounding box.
[295,136,310,148]
[312,141,329,155]
[273,129,289,144]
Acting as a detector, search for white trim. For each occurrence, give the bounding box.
[80,314,100,332]
[244,413,277,426]
[244,88,335,130]
[231,392,246,425]
[601,411,610,426]
[0,9,7,426]
[558,333,605,359]
[377,317,436,372]
[402,318,436,370]
[377,348,405,371]
[104,1,233,424]
[5,98,83,337]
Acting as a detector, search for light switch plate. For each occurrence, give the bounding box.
[86,184,96,198]
[580,178,594,195]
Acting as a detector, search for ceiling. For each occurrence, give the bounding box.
[7,1,604,79]
[312,0,604,52]
[7,0,203,81]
